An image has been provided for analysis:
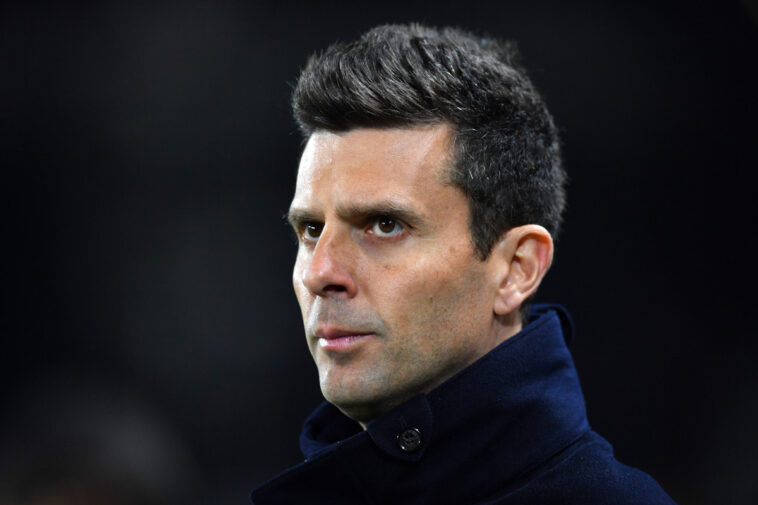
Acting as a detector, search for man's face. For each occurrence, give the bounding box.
[289,125,502,423]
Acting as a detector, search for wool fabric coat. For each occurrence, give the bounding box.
[251,304,677,504]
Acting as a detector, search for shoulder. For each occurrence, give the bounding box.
[500,431,677,505]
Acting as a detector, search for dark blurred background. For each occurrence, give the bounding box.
[2,1,756,503]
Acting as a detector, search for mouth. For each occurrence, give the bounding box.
[315,328,375,352]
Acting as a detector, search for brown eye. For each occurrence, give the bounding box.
[372,217,403,237]
[303,223,323,241]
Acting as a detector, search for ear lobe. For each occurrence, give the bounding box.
[492,225,554,316]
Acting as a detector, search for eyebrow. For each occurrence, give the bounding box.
[286,208,320,229]
[287,200,426,230]
[337,201,425,228]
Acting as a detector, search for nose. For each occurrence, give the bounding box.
[300,226,358,298]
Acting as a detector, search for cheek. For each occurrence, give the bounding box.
[388,257,489,336]
[292,258,302,291]
[292,258,311,317]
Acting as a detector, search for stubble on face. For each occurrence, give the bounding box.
[290,125,502,424]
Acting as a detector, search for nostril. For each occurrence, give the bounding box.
[323,284,347,293]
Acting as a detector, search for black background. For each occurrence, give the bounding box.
[2,1,757,504]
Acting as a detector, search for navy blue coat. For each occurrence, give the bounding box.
[251,305,677,504]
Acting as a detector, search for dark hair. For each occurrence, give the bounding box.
[292,24,566,318]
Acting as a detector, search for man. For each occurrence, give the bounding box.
[252,24,677,504]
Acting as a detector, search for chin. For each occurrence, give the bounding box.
[321,383,390,423]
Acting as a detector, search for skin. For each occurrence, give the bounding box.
[288,124,553,426]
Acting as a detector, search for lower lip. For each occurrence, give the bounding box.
[318,334,373,351]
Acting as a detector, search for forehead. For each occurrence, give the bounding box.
[292,125,454,209]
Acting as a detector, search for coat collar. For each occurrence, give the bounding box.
[254,304,589,504]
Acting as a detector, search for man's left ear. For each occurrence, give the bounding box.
[491,225,554,316]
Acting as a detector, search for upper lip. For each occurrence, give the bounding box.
[315,327,374,340]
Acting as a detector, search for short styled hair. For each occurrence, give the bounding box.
[292,24,566,318]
